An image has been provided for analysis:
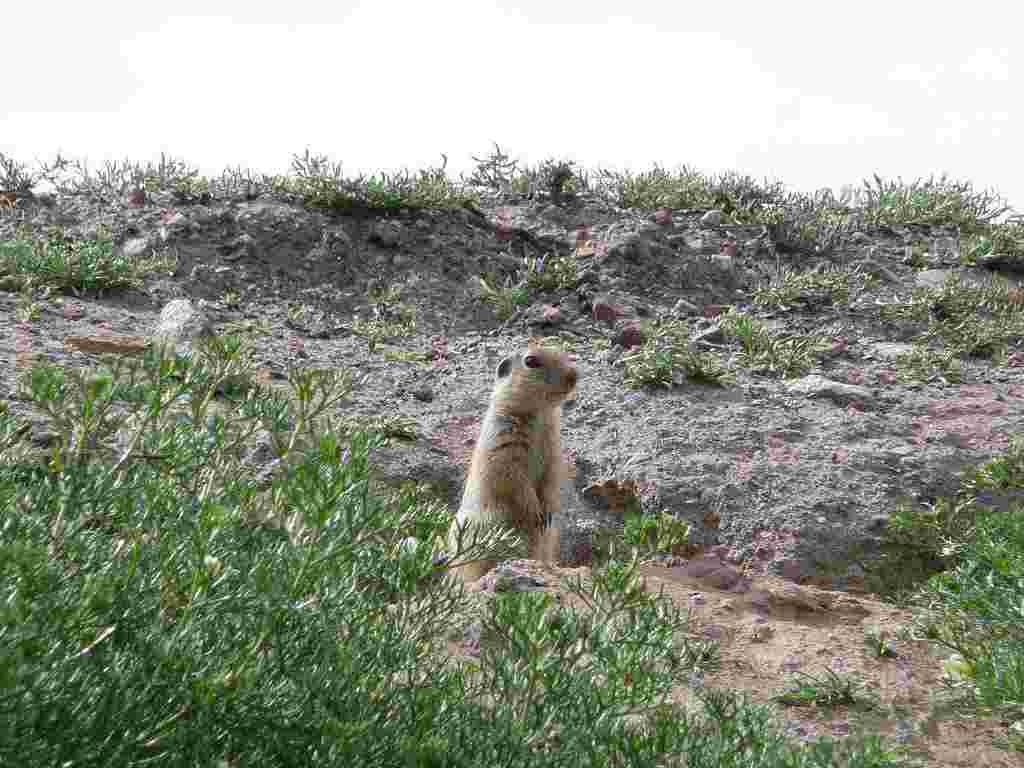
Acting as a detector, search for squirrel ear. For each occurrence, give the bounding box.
[495,356,516,379]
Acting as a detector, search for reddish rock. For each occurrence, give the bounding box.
[64,334,150,354]
[615,321,645,349]
[592,297,627,325]
[678,555,748,592]
[542,304,564,324]
[127,189,147,208]
[702,304,727,318]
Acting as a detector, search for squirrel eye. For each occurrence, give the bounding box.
[523,354,543,369]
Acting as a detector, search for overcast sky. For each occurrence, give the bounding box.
[3,1,1021,211]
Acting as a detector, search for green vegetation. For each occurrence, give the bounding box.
[857,173,1011,233]
[4,142,1024,761]
[773,668,877,711]
[0,344,911,766]
[349,285,418,354]
[622,508,695,559]
[619,310,825,388]
[720,310,824,379]
[754,264,876,310]
[867,442,1024,748]
[0,231,175,294]
[478,274,533,320]
[476,251,579,322]
[3,146,1018,257]
[881,273,1024,362]
[278,148,477,212]
[621,319,732,388]
[892,347,963,384]
[961,220,1024,265]
[863,627,899,660]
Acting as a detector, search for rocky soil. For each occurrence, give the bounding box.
[2,185,1022,765]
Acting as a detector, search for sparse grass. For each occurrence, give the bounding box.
[476,252,579,322]
[5,151,1020,265]
[621,319,732,388]
[720,310,824,378]
[478,274,532,320]
[864,627,899,659]
[280,148,477,212]
[220,289,242,310]
[881,274,1024,362]
[858,173,1012,234]
[622,509,695,558]
[381,348,433,365]
[523,252,579,292]
[591,164,787,219]
[0,152,39,193]
[0,232,175,294]
[342,413,418,441]
[467,144,586,204]
[511,157,585,204]
[754,264,876,310]
[14,284,45,322]
[349,287,417,354]
[892,346,963,383]
[760,189,860,255]
[773,668,877,711]
[961,221,1024,265]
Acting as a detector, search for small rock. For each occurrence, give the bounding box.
[700,210,722,227]
[868,515,890,531]
[592,297,624,325]
[678,555,748,592]
[779,559,804,582]
[787,374,874,408]
[614,321,645,349]
[711,252,734,273]
[369,222,401,248]
[126,189,146,208]
[914,268,956,289]
[672,298,700,317]
[702,304,728,319]
[153,299,216,358]
[691,325,727,346]
[121,237,150,259]
[868,342,915,360]
[64,334,150,355]
[542,304,564,325]
[606,233,649,262]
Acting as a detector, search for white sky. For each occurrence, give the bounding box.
[3,1,1021,211]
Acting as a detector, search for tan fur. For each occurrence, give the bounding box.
[449,343,578,582]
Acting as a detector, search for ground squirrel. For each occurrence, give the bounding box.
[448,343,578,582]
